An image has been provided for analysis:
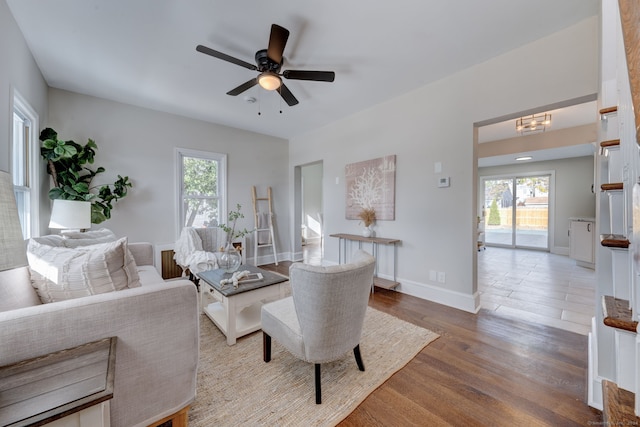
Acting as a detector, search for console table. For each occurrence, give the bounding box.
[330,233,401,290]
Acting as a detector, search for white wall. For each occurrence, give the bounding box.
[479,156,596,252]
[0,1,49,232]
[47,89,290,260]
[289,18,599,312]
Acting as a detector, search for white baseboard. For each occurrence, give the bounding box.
[552,246,570,256]
[253,256,480,314]
[392,275,480,314]
[252,251,292,266]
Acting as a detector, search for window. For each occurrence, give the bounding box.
[11,90,39,239]
[176,148,226,233]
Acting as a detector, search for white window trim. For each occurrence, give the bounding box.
[10,87,40,238]
[174,147,227,238]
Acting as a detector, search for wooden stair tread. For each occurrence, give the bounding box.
[602,296,638,332]
[600,138,621,148]
[600,234,630,248]
[603,380,640,425]
[601,182,624,191]
[600,106,618,115]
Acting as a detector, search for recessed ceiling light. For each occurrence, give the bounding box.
[515,156,533,161]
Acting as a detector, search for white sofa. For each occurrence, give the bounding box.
[0,241,199,427]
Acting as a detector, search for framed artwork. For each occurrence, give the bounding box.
[345,155,396,220]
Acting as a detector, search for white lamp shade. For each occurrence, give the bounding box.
[49,199,92,230]
[258,72,282,91]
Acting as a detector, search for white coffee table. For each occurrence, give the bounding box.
[197,265,288,345]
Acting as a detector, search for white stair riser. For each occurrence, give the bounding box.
[612,249,631,301]
[608,191,625,235]
[616,330,636,392]
[606,147,622,183]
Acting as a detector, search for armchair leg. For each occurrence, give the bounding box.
[315,363,322,404]
[354,345,365,371]
[263,332,271,363]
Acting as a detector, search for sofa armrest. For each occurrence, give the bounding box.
[128,242,154,266]
[0,280,198,427]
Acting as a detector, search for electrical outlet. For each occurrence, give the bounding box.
[429,270,437,281]
[437,177,450,188]
[437,272,446,283]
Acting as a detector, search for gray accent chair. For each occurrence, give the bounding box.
[261,250,376,404]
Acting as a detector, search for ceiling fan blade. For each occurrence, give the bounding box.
[278,84,299,106]
[196,45,257,71]
[283,70,335,82]
[226,78,258,96]
[267,24,290,64]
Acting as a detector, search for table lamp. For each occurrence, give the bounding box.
[49,199,92,231]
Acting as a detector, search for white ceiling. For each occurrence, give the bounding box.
[6,0,599,140]
[478,101,598,144]
[477,100,598,167]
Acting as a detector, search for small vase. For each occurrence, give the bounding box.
[362,226,372,238]
[218,245,241,273]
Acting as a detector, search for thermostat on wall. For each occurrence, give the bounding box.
[438,177,450,188]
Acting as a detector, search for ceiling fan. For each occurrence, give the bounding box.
[196,24,335,106]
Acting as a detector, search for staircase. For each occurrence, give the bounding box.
[593,0,640,422]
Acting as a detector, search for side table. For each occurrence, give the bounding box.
[197,265,288,345]
[329,233,401,289]
[0,337,116,427]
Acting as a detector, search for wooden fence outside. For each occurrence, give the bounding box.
[484,207,548,230]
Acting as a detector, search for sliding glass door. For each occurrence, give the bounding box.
[482,174,550,250]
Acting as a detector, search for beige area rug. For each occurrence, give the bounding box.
[189,306,439,426]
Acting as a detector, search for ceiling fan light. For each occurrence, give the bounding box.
[258,72,282,91]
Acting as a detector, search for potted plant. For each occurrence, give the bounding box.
[39,128,132,224]
[218,204,252,272]
[358,207,376,237]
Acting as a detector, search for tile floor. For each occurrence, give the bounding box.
[478,246,595,335]
[303,241,596,335]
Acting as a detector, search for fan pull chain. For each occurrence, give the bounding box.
[258,90,261,116]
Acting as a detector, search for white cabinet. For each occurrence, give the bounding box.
[570,218,595,265]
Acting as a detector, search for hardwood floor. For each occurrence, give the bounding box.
[260,254,602,426]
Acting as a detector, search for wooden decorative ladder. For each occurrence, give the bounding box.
[252,186,278,266]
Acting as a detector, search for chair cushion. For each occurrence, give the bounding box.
[261,296,306,361]
[27,237,141,303]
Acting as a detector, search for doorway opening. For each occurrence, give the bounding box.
[295,161,323,265]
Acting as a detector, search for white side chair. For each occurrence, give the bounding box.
[261,250,376,403]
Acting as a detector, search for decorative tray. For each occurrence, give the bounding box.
[238,272,263,283]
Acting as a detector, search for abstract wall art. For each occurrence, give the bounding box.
[345,154,396,220]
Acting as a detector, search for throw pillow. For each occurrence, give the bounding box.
[27,237,141,304]
[31,234,66,247]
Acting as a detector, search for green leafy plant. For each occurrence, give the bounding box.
[219,204,252,250]
[39,127,132,224]
[488,198,501,226]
